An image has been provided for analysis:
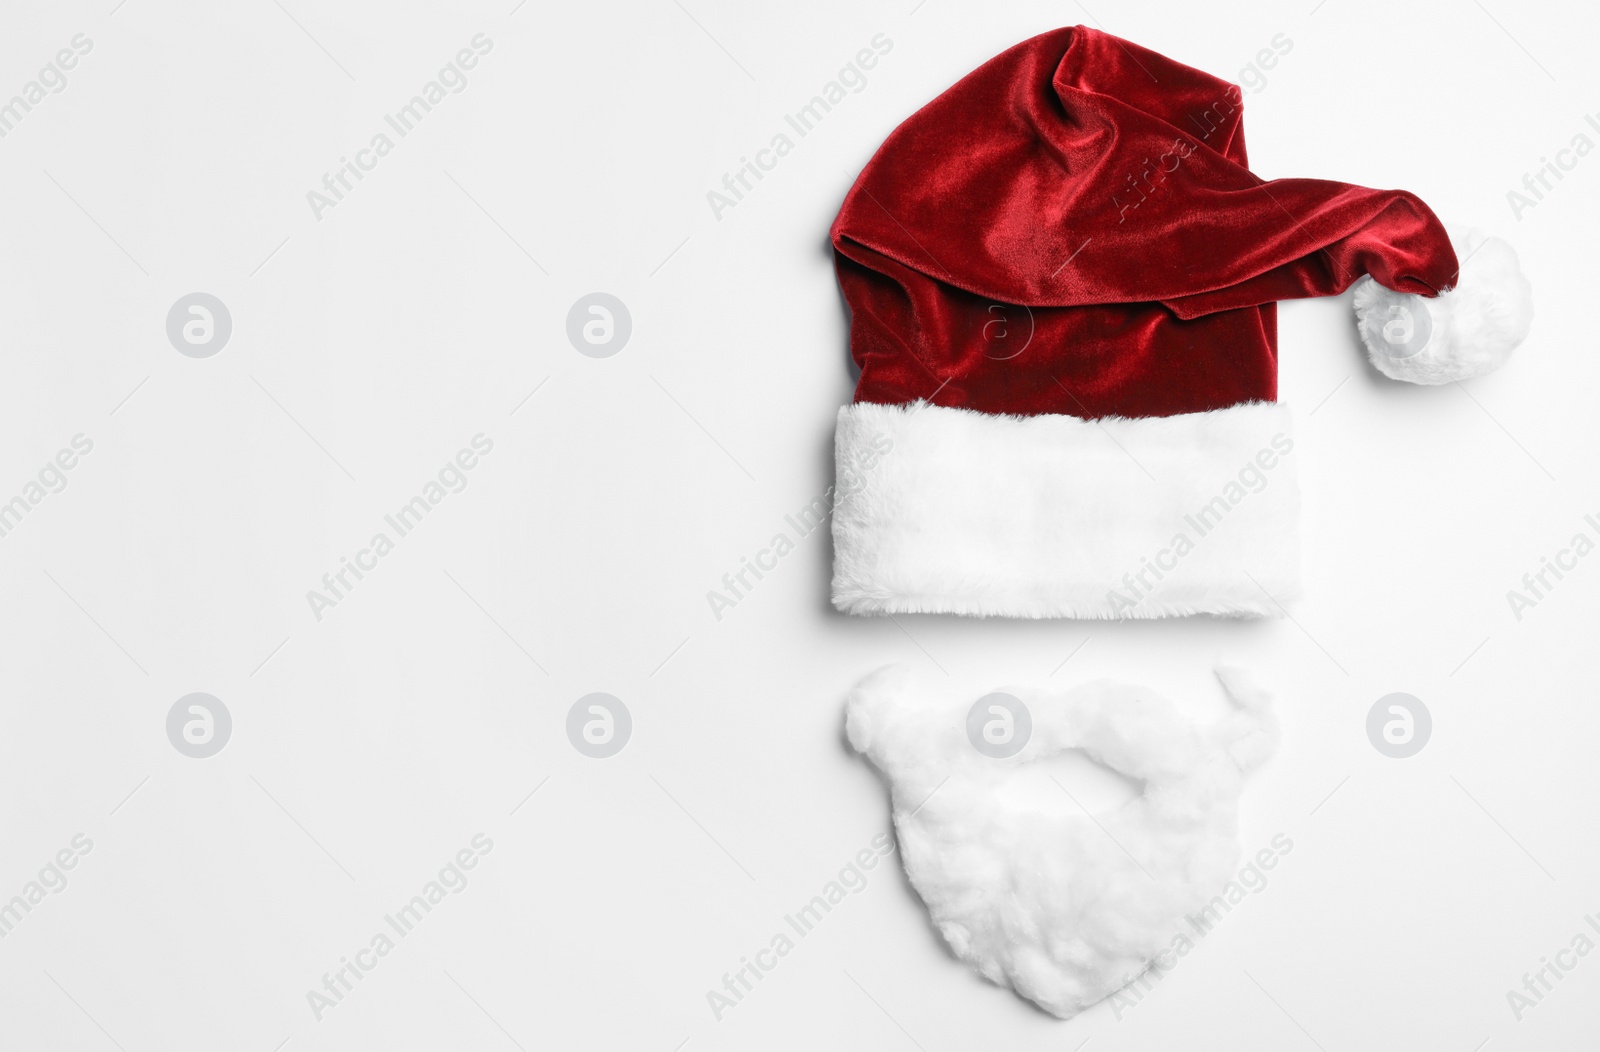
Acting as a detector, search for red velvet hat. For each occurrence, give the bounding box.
[829,25,1532,620]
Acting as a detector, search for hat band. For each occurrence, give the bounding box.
[831,399,1300,619]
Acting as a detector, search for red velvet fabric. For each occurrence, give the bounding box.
[831,26,1459,418]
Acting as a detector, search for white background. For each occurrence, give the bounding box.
[0,0,1596,1049]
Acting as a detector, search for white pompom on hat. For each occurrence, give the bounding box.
[1354,228,1534,385]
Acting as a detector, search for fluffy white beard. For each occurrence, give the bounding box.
[846,664,1279,1019]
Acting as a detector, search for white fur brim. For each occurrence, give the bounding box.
[1353,227,1533,384]
[831,400,1300,619]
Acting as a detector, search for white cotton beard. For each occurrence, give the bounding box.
[845,664,1279,1019]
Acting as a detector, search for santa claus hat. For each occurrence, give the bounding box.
[829,26,1533,620]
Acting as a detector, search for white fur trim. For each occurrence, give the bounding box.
[832,400,1300,619]
[1354,227,1533,384]
[845,663,1279,1019]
